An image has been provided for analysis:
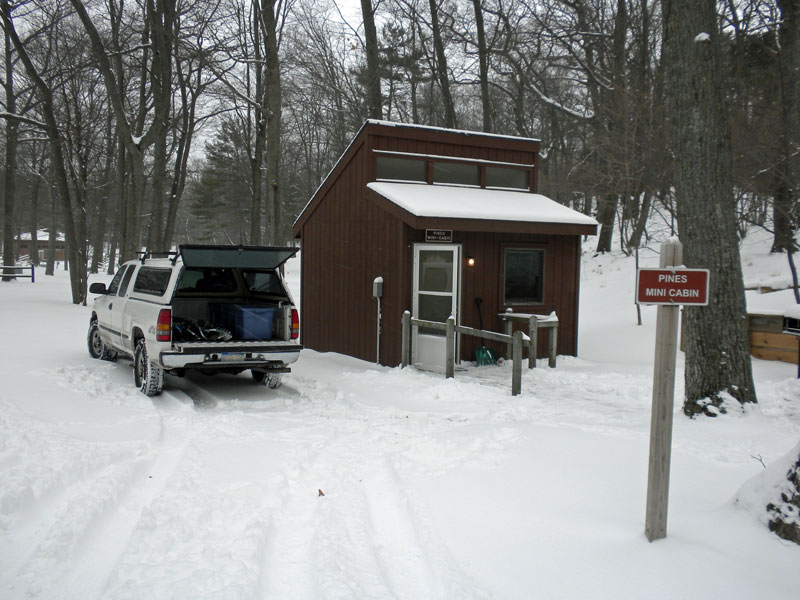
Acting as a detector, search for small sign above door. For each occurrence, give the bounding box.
[425,229,453,243]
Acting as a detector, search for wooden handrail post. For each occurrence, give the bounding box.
[512,330,522,395]
[548,323,558,368]
[504,313,513,358]
[445,315,455,379]
[401,311,411,368]
[528,315,538,369]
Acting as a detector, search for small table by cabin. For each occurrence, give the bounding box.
[498,311,558,369]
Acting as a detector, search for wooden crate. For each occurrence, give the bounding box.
[748,313,798,364]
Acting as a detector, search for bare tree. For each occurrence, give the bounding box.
[661,0,756,414]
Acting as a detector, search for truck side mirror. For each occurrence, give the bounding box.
[89,282,108,295]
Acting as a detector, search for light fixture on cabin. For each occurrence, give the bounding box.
[467,256,476,267]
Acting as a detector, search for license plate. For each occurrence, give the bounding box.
[220,352,246,362]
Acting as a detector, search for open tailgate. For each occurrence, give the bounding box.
[179,245,298,270]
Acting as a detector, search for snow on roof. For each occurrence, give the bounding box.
[365,119,541,144]
[367,181,599,227]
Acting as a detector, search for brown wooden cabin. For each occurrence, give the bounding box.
[292,120,597,368]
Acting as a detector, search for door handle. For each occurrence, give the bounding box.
[109,303,113,310]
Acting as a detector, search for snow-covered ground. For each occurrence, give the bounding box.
[1,227,798,600]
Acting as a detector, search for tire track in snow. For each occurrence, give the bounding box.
[0,363,215,600]
[257,378,495,600]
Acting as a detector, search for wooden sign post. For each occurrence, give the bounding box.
[640,239,684,542]
[637,241,710,541]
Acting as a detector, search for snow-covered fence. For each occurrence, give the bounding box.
[0,265,35,282]
[401,312,538,396]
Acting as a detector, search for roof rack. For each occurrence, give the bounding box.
[137,250,179,265]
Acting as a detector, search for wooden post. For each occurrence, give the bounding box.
[512,330,522,396]
[528,315,537,369]
[445,315,455,379]
[504,318,513,359]
[548,324,558,368]
[645,239,683,542]
[401,311,410,368]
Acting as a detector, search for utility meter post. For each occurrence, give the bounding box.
[373,277,383,364]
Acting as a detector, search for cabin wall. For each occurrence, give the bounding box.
[404,231,582,362]
[298,139,413,366]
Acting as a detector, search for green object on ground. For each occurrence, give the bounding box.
[475,345,497,366]
[474,297,497,366]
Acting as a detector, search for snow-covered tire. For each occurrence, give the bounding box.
[265,373,282,389]
[88,321,118,361]
[134,338,163,396]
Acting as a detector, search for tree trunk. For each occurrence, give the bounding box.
[263,0,282,244]
[661,0,756,414]
[429,0,457,128]
[595,194,617,253]
[2,0,17,280]
[772,0,800,253]
[361,0,382,120]
[472,0,492,133]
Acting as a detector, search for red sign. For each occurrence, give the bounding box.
[636,268,710,305]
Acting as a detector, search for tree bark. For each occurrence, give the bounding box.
[262,0,282,244]
[772,0,800,253]
[472,0,492,132]
[2,0,17,280]
[661,0,756,413]
[429,0,457,128]
[361,0,382,120]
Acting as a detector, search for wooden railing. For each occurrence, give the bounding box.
[0,265,34,282]
[498,311,558,368]
[400,310,558,396]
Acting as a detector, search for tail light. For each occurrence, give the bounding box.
[157,308,172,342]
[290,309,300,339]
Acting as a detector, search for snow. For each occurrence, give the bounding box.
[368,181,599,226]
[695,32,711,43]
[366,119,541,144]
[1,226,799,599]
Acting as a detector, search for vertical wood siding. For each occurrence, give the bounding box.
[298,124,583,366]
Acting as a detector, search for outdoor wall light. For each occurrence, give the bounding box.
[467,256,476,267]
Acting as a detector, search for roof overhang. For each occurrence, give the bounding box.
[366,182,598,236]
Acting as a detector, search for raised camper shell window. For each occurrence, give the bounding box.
[376,156,426,182]
[503,247,544,305]
[133,267,172,296]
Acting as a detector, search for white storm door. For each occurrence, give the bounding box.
[412,244,460,371]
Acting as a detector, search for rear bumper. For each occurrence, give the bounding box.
[160,342,302,370]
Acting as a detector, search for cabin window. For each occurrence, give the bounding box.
[433,162,479,186]
[486,166,529,190]
[503,248,544,305]
[376,156,426,182]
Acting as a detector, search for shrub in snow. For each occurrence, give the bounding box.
[766,450,800,544]
[736,441,800,546]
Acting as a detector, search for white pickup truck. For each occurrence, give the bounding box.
[87,245,302,395]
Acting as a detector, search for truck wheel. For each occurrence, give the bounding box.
[134,338,164,396]
[265,373,282,389]
[88,321,118,361]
